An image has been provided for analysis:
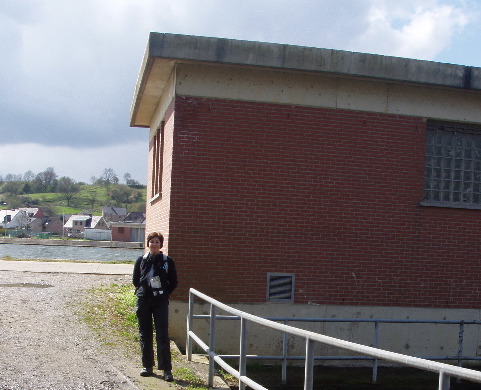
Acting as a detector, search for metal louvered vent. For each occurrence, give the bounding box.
[267,273,295,302]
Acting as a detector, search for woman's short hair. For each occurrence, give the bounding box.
[146,232,164,247]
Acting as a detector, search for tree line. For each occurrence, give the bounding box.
[0,167,143,191]
[0,167,146,211]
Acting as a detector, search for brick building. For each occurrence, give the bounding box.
[130,33,481,356]
[110,212,146,242]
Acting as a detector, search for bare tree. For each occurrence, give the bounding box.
[123,172,141,186]
[99,168,119,186]
[23,170,35,182]
[5,173,22,182]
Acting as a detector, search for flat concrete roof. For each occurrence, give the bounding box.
[130,32,481,128]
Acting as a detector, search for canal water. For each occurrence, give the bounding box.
[0,244,143,263]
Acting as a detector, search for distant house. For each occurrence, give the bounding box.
[0,209,28,229]
[18,207,45,221]
[63,214,109,238]
[110,212,146,243]
[27,215,67,235]
[44,216,66,236]
[102,206,127,222]
[20,208,47,234]
[27,217,44,234]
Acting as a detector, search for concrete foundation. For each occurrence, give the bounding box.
[169,299,481,366]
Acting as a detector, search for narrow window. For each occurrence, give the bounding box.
[151,122,165,200]
[422,120,481,209]
[267,273,295,302]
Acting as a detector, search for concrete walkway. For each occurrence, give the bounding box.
[0,260,133,275]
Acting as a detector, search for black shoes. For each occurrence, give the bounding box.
[139,367,173,382]
[140,367,153,377]
[164,370,174,382]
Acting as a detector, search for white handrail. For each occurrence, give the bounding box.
[187,288,481,389]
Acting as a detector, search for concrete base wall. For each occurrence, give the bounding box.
[169,300,481,366]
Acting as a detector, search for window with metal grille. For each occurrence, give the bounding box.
[422,120,481,210]
[267,273,295,302]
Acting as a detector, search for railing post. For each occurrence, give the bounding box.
[187,289,194,361]
[439,371,451,390]
[372,321,379,383]
[282,320,288,384]
[304,338,314,390]
[457,321,464,368]
[456,321,465,384]
[208,304,216,387]
[239,317,247,390]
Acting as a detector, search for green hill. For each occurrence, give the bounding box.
[1,184,146,216]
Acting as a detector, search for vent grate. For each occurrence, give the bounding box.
[267,273,295,302]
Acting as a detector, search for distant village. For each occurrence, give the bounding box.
[0,206,145,243]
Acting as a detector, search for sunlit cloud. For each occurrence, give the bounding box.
[351,0,469,60]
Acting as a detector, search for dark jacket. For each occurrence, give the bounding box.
[132,252,178,298]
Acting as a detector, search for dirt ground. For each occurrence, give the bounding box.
[3,268,481,390]
[0,270,220,390]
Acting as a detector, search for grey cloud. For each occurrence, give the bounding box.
[2,0,477,153]
[0,0,370,150]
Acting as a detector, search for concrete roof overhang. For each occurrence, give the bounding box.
[130,32,481,128]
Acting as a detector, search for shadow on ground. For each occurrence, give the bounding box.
[225,366,481,390]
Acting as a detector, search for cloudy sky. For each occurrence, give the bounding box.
[1,0,480,184]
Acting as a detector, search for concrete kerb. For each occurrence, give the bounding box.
[0,260,133,275]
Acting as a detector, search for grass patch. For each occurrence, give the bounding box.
[174,367,210,390]
[80,283,209,389]
[80,283,140,355]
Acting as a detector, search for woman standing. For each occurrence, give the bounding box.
[132,232,178,381]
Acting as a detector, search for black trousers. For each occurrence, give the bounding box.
[135,294,172,371]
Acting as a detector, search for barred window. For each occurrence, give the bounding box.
[422,120,481,209]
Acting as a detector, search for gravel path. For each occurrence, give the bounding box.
[0,270,140,390]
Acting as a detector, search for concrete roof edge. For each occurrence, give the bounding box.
[147,32,481,91]
[129,32,481,128]
[130,33,156,128]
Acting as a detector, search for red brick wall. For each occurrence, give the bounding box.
[111,227,130,242]
[146,101,175,251]
[158,95,481,308]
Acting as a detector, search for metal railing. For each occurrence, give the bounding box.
[186,288,481,390]
[243,317,481,384]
